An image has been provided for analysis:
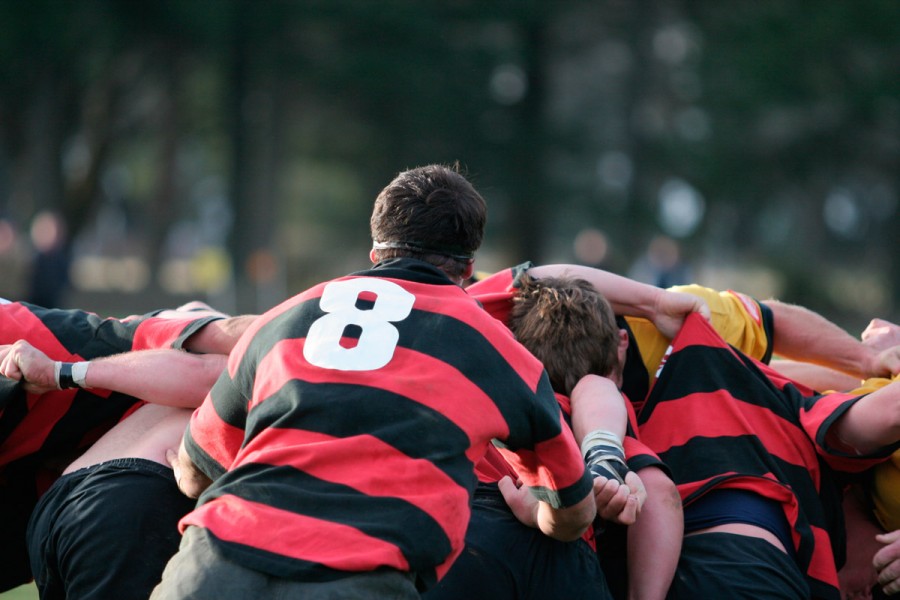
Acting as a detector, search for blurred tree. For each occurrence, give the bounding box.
[0,0,896,328]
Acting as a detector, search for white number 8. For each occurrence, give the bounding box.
[303,278,415,371]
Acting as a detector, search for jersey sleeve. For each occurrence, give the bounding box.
[128,315,225,351]
[184,366,249,480]
[465,262,533,323]
[494,379,594,509]
[798,388,900,474]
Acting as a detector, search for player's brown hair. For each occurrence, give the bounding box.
[370,164,486,281]
[509,274,620,396]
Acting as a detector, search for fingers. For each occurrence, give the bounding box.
[623,471,648,511]
[0,343,23,381]
[593,476,642,525]
[497,475,519,498]
[878,562,900,597]
[873,533,900,596]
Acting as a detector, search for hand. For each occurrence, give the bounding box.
[593,470,646,526]
[873,346,900,379]
[498,475,539,529]
[874,530,900,596]
[651,291,711,339]
[862,319,900,352]
[0,340,59,394]
[166,446,212,499]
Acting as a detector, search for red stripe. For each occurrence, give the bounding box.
[1,303,82,359]
[182,494,413,572]
[640,391,821,477]
[226,291,312,378]
[808,525,839,586]
[131,317,197,350]
[234,427,471,544]
[189,399,245,471]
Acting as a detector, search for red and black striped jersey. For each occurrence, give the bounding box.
[181,259,593,590]
[468,263,776,411]
[638,314,895,599]
[0,301,221,470]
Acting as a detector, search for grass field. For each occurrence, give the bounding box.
[0,584,38,599]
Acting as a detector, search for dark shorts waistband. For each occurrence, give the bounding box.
[63,457,173,480]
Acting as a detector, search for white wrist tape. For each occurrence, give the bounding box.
[71,361,90,388]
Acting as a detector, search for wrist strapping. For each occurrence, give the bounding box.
[581,429,630,485]
[54,361,89,390]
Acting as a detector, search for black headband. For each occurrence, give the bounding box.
[372,240,475,262]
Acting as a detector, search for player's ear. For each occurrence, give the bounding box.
[462,261,475,280]
[369,249,378,264]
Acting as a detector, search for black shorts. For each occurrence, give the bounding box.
[27,458,197,600]
[666,532,809,600]
[423,488,611,600]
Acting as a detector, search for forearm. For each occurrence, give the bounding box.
[85,350,226,407]
[770,359,861,392]
[529,265,665,319]
[529,265,708,338]
[184,315,257,354]
[626,467,683,600]
[769,300,884,378]
[534,493,596,541]
[832,379,900,453]
[570,375,627,443]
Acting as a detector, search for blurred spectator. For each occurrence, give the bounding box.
[27,210,71,308]
[628,235,692,289]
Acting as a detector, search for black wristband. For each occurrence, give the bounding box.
[57,362,77,389]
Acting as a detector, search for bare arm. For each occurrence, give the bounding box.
[528,264,710,338]
[183,314,257,355]
[830,378,900,454]
[570,375,646,525]
[768,300,900,379]
[85,350,225,407]
[626,466,683,600]
[769,359,862,392]
[497,475,596,541]
[0,340,225,408]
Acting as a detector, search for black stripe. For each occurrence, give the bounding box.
[208,372,249,432]
[200,462,453,574]
[0,378,27,448]
[759,301,775,364]
[24,303,140,359]
[39,390,138,459]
